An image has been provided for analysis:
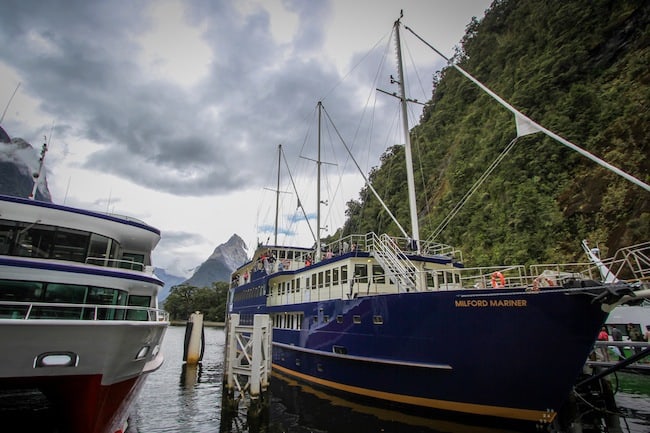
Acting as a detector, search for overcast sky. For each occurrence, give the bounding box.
[0,0,492,276]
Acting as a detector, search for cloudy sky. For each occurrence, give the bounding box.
[0,0,492,276]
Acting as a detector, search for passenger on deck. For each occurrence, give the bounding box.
[628,323,644,355]
[597,327,610,361]
[611,326,625,360]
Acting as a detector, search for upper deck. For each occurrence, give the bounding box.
[0,194,160,251]
[0,194,161,272]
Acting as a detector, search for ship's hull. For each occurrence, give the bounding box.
[0,319,167,433]
[234,288,607,424]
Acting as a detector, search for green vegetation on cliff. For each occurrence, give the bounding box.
[341,0,649,265]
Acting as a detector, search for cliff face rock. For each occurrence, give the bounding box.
[182,234,248,288]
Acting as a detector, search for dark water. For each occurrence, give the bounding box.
[3,325,650,432]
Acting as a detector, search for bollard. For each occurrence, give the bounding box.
[183,311,204,365]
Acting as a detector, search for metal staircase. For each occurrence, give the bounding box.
[370,233,419,292]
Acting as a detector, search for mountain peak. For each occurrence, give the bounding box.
[182,233,248,288]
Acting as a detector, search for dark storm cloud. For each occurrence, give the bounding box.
[0,0,420,198]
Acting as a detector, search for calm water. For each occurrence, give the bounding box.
[3,325,650,432]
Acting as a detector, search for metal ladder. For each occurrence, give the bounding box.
[370,233,419,292]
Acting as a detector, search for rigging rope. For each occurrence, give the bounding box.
[429,137,519,241]
[403,24,650,193]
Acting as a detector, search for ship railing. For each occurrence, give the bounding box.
[85,256,146,271]
[456,265,529,289]
[418,239,463,262]
[528,262,603,286]
[0,300,169,322]
[602,241,650,283]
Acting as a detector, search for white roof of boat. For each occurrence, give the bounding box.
[0,194,161,251]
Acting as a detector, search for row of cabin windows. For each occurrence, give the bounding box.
[263,248,312,262]
[0,279,152,320]
[0,219,146,270]
[271,264,459,296]
[271,312,304,330]
[232,284,265,302]
[272,311,385,329]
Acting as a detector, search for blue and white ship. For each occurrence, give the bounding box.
[0,135,169,433]
[228,15,648,428]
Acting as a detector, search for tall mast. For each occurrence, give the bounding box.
[29,137,48,200]
[315,102,323,261]
[274,144,281,245]
[394,17,420,252]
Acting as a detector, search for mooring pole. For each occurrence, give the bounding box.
[183,311,204,366]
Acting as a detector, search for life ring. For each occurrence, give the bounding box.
[532,276,555,291]
[491,271,506,288]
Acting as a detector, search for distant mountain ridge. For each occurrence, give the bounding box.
[181,234,248,288]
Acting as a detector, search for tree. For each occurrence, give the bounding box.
[163,281,230,322]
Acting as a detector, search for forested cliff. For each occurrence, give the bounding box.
[340,0,649,266]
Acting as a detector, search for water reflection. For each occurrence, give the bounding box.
[263,373,529,433]
[180,363,202,389]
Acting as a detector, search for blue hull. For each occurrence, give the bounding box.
[233,288,606,423]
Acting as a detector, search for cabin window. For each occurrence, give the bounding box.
[323,315,329,323]
[336,315,343,323]
[120,252,145,271]
[341,265,348,284]
[291,279,295,293]
[127,295,151,321]
[354,264,368,284]
[0,280,44,302]
[295,278,300,292]
[333,345,347,354]
[51,228,89,262]
[426,271,435,289]
[325,270,331,286]
[45,283,86,304]
[372,265,385,284]
[0,221,16,254]
[313,315,318,324]
[318,272,324,290]
[15,224,56,258]
[353,315,361,324]
[333,268,339,285]
[373,315,384,325]
[88,234,118,265]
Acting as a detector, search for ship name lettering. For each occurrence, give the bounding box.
[454,299,527,307]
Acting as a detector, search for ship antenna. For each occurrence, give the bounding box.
[1,82,21,124]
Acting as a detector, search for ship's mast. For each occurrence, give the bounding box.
[394,17,420,252]
[315,101,323,261]
[274,144,281,245]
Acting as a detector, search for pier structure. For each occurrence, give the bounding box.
[222,313,272,425]
[556,340,650,433]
